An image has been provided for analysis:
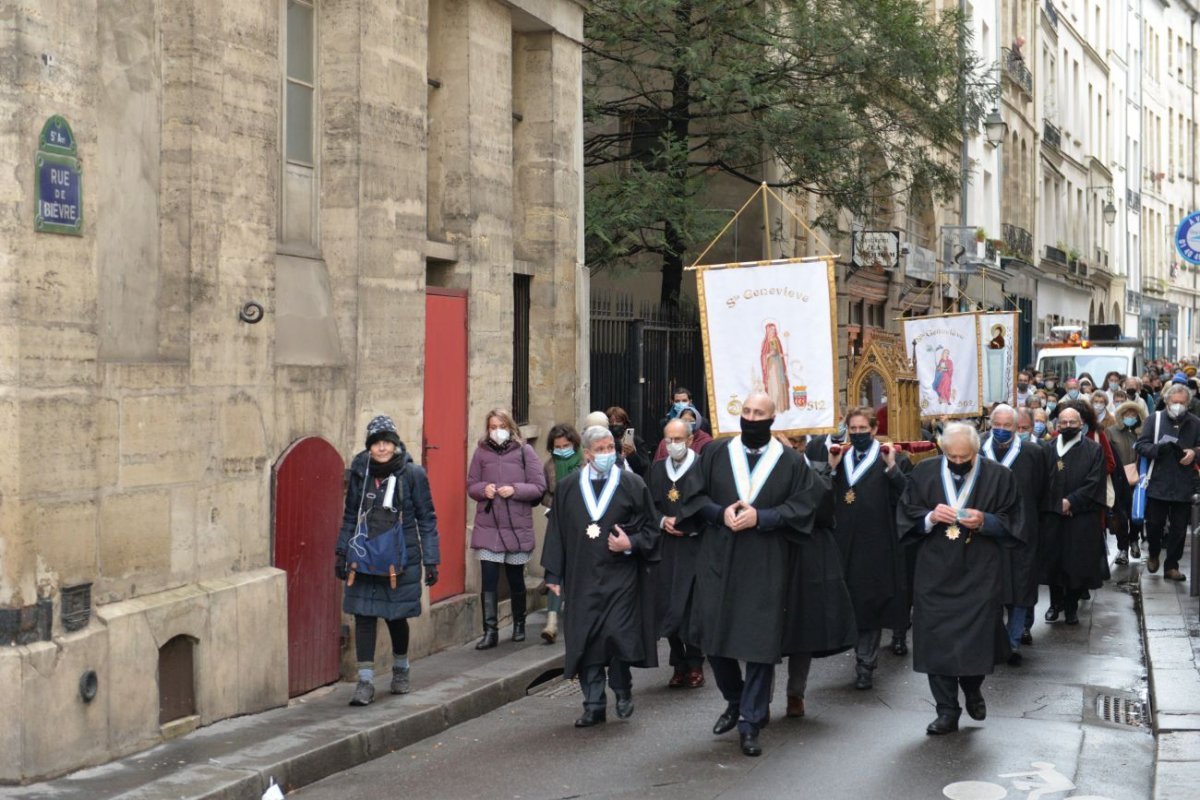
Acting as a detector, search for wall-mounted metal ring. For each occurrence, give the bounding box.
[239,301,265,324]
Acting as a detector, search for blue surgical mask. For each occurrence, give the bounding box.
[991,428,1013,444]
[833,423,847,442]
[592,452,617,475]
[1046,402,1057,413]
[1082,423,1090,436]
[1018,431,1032,442]
[553,447,575,459]
[673,401,688,413]
[1122,416,1138,428]
[1108,381,1120,392]
[687,421,697,434]
[1033,421,1047,436]
[1066,389,1080,400]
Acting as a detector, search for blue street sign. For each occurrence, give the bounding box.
[34,115,82,235]
[1175,212,1200,265]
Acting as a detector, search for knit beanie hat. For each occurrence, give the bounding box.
[583,411,609,429]
[1173,371,1188,385]
[365,415,402,448]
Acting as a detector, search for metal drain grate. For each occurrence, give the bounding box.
[531,678,582,698]
[1095,694,1147,727]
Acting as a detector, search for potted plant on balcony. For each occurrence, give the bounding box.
[974,227,987,243]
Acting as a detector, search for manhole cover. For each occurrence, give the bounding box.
[530,678,582,698]
[1095,693,1147,727]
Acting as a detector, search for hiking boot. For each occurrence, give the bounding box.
[349,680,375,706]
[390,666,411,695]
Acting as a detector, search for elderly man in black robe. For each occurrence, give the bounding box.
[542,425,660,728]
[649,418,709,689]
[827,405,906,690]
[980,404,1046,665]
[897,422,1020,735]
[687,391,825,757]
[1041,403,1106,626]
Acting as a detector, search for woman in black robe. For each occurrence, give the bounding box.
[897,422,1019,735]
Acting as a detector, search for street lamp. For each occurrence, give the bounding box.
[984,108,1008,147]
[1102,199,1117,226]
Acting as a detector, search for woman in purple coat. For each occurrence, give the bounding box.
[467,408,548,649]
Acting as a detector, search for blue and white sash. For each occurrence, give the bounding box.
[844,440,880,487]
[729,438,784,504]
[981,434,1021,469]
[940,457,980,512]
[580,464,622,522]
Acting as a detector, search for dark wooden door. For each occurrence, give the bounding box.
[273,436,344,696]
[424,289,469,602]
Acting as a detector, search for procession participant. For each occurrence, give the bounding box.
[1135,383,1200,580]
[805,414,847,462]
[688,392,826,757]
[826,406,907,689]
[1040,404,1106,625]
[1015,408,1041,643]
[980,405,1045,665]
[1107,400,1145,565]
[648,418,709,688]
[897,423,1020,735]
[542,426,661,728]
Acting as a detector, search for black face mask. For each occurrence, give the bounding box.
[1059,427,1081,442]
[849,432,874,452]
[609,425,626,439]
[947,458,973,476]
[740,416,775,449]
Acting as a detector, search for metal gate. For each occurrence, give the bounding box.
[273,436,344,697]
[590,292,707,448]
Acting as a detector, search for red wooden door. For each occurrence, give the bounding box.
[424,289,469,602]
[273,436,345,697]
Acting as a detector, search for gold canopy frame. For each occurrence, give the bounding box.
[845,332,922,445]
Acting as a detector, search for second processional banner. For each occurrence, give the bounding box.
[902,312,982,418]
[697,257,839,437]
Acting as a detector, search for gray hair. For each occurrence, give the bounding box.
[1017,408,1034,425]
[939,422,981,453]
[581,425,615,450]
[1165,383,1193,404]
[990,404,1016,425]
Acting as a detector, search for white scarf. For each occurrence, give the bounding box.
[982,434,1022,469]
[665,449,696,482]
[843,440,880,487]
[728,438,784,504]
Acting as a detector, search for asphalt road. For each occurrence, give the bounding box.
[295,569,1154,800]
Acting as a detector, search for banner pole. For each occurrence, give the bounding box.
[761,182,772,262]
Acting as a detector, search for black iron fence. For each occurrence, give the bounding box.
[590,291,707,448]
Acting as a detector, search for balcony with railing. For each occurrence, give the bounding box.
[1044,244,1067,266]
[1003,48,1033,96]
[1043,120,1062,151]
[1127,189,1141,213]
[1002,223,1034,261]
[1069,258,1088,278]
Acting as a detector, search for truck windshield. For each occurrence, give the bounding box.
[1039,355,1130,381]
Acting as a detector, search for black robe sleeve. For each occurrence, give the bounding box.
[541,485,566,585]
[1066,443,1106,515]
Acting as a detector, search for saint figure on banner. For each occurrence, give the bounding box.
[989,324,1006,350]
[933,347,955,404]
[761,323,791,413]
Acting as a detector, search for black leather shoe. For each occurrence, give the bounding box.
[615,691,634,719]
[964,689,986,721]
[575,709,606,728]
[892,637,908,656]
[713,703,739,735]
[1044,606,1060,622]
[1020,629,1033,646]
[739,731,762,757]
[1007,651,1023,667]
[1064,609,1079,625]
[926,712,960,735]
[855,673,873,690]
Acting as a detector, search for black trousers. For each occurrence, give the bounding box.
[708,656,773,736]
[1049,585,1085,614]
[1146,498,1189,571]
[354,615,410,663]
[580,659,631,711]
[1109,508,1143,551]
[928,674,983,715]
[668,636,704,671]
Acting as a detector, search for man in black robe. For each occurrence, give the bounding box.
[648,418,708,688]
[981,404,1046,665]
[1041,404,1106,625]
[687,392,824,757]
[542,425,660,728]
[897,422,1020,735]
[827,406,906,689]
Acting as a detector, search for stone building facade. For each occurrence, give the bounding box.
[0,0,585,783]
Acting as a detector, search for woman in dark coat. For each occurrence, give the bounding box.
[539,422,583,644]
[466,408,548,649]
[335,415,440,707]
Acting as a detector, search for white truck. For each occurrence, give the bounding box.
[1034,324,1144,381]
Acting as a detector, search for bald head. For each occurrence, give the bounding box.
[663,418,689,439]
[743,391,776,420]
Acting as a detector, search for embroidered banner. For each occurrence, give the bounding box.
[902,313,982,419]
[697,257,839,437]
[979,311,1018,407]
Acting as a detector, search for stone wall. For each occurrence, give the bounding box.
[0,0,585,783]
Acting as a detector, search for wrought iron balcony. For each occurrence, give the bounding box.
[1004,48,1033,95]
[1044,245,1067,266]
[1043,120,1062,150]
[1001,223,1034,261]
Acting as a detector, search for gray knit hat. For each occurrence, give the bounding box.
[365,415,401,448]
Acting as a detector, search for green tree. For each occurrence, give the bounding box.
[585,0,994,308]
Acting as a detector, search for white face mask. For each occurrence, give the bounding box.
[665,441,689,461]
[1169,403,1187,418]
[490,428,511,445]
[1093,404,1106,420]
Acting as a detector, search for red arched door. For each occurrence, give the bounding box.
[273,436,344,696]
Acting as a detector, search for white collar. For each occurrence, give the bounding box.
[1055,433,1082,457]
[665,449,697,481]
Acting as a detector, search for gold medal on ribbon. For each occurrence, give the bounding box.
[667,485,681,503]
[946,524,961,541]
[844,489,856,504]
[1057,459,1065,472]
[586,523,601,539]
